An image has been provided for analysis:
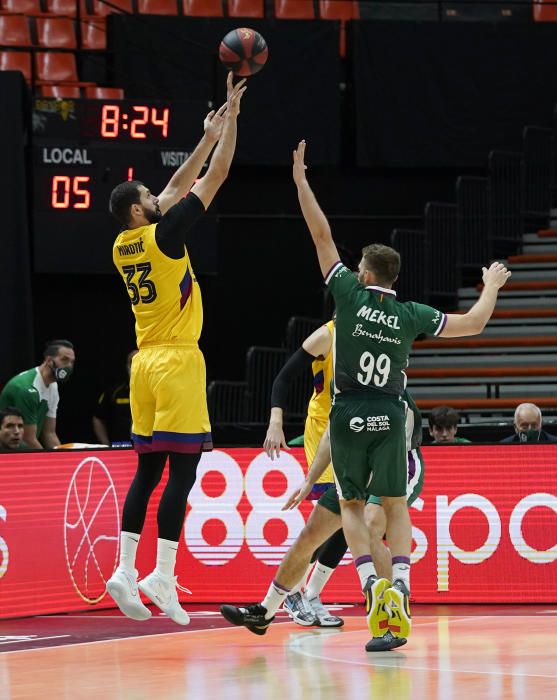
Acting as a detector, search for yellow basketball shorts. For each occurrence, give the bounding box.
[304,414,334,499]
[130,344,212,455]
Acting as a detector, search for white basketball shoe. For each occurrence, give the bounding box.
[138,570,191,626]
[106,567,152,621]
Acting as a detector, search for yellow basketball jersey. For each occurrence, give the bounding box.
[113,224,202,348]
[306,320,334,422]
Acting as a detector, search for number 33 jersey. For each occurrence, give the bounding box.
[113,223,202,348]
[326,262,446,397]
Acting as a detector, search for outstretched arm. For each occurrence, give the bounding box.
[283,427,331,511]
[293,141,340,278]
[157,105,225,215]
[441,262,511,337]
[191,77,246,210]
[157,73,245,214]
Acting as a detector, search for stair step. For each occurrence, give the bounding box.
[481,324,557,336]
[522,243,557,254]
[408,366,557,378]
[509,269,557,281]
[414,335,557,349]
[492,280,557,291]
[508,253,557,263]
[415,397,557,410]
[410,352,556,368]
[491,308,557,318]
[459,296,557,309]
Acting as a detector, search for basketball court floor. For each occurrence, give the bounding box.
[1,604,555,699]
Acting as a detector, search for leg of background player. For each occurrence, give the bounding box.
[303,529,346,627]
[220,504,339,635]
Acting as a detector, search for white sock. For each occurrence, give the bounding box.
[306,563,335,601]
[355,558,377,589]
[155,537,179,579]
[261,580,290,619]
[119,531,140,572]
[392,561,411,591]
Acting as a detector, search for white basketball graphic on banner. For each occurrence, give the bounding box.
[64,456,120,603]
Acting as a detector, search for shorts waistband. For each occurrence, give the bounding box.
[139,341,198,350]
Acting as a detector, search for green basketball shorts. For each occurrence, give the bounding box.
[329,392,407,501]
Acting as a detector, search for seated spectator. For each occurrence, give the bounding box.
[92,350,137,446]
[500,403,557,444]
[0,407,25,450]
[0,339,76,449]
[428,405,471,444]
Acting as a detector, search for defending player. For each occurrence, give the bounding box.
[106,75,246,625]
[220,140,511,649]
[264,319,344,627]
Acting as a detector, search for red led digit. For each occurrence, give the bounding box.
[73,176,91,209]
[101,104,120,138]
[151,107,169,137]
[130,106,149,139]
[51,175,70,209]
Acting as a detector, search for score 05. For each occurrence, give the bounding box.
[101,104,169,139]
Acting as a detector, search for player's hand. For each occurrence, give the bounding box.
[292,140,308,187]
[282,480,312,511]
[263,423,288,460]
[203,102,227,142]
[482,261,512,289]
[226,75,247,118]
[226,71,246,99]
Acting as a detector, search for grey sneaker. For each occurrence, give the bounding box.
[307,595,344,628]
[283,592,318,627]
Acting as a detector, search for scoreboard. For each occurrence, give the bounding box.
[32,98,217,274]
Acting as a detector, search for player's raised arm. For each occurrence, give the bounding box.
[440,262,512,337]
[157,73,245,214]
[293,141,340,279]
[191,77,246,210]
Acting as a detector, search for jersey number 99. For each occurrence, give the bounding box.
[357,351,391,387]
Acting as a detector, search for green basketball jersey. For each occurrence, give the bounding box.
[326,263,446,397]
[0,367,59,438]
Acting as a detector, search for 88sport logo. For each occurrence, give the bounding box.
[185,451,311,566]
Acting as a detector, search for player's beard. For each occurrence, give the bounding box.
[143,205,162,224]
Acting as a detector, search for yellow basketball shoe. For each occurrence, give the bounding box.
[363,576,391,638]
[384,580,411,639]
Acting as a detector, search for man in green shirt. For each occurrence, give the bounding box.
[0,339,75,449]
[428,405,471,444]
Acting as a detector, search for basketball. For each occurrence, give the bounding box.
[219,27,268,77]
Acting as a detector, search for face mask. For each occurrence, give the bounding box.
[51,362,73,384]
[518,428,540,443]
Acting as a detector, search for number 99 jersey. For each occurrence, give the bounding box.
[325,262,446,397]
[113,223,202,348]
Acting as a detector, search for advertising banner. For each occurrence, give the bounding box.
[1,446,556,618]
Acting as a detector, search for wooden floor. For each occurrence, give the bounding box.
[1,605,556,699]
